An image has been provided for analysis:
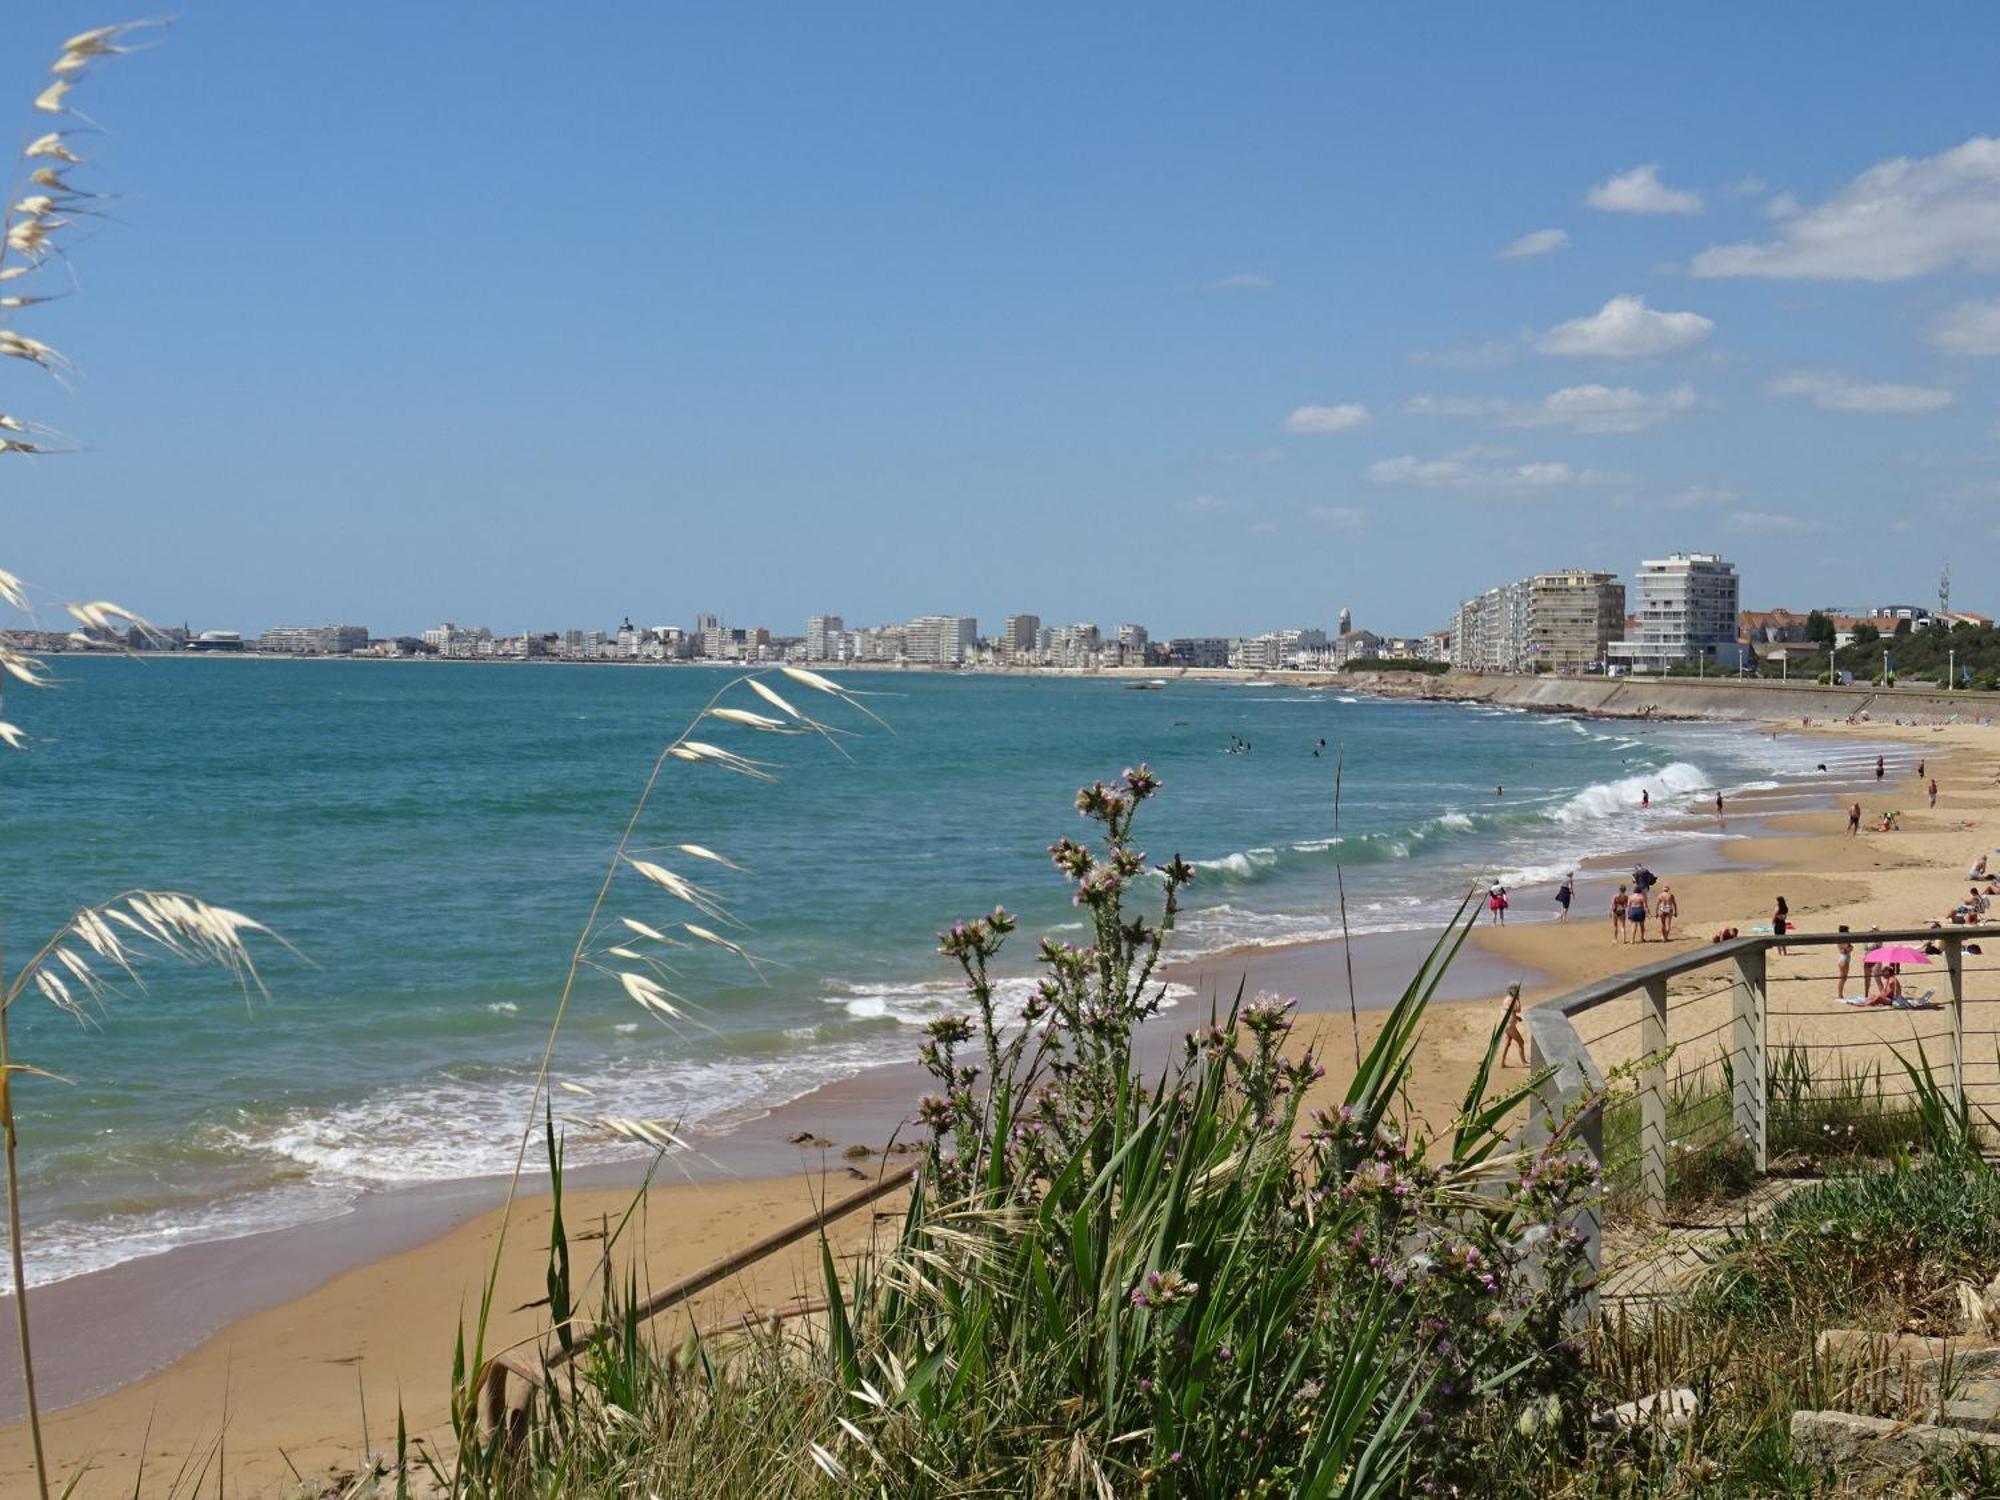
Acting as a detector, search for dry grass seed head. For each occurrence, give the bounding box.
[707,706,800,735]
[22,133,81,163]
[675,843,746,873]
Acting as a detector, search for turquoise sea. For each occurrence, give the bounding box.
[1,659,1878,1286]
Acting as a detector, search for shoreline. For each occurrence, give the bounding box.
[2,703,1977,1494]
[0,920,1529,1427]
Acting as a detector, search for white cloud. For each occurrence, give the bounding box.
[1177,495,1231,513]
[1612,482,1738,512]
[1499,227,1569,260]
[1762,192,1800,220]
[1729,176,1769,196]
[1692,136,2000,281]
[1767,372,1955,414]
[1587,164,1703,215]
[1406,340,1517,369]
[1930,299,2000,356]
[1207,272,1274,291]
[1216,448,1282,466]
[1283,403,1372,434]
[1537,295,1715,359]
[1308,505,1366,532]
[1406,382,1696,435]
[1729,509,1820,534]
[1365,453,1620,493]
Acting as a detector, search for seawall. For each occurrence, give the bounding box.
[1342,671,1988,723]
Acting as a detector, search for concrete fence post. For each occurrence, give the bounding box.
[1947,938,1966,1112]
[1640,976,1669,1218]
[1732,946,1768,1173]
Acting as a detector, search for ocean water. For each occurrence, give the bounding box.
[0,659,1881,1286]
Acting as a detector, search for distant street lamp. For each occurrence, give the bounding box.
[1950,647,1956,691]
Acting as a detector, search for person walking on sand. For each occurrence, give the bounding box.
[1876,754,1886,783]
[1848,801,1862,836]
[1555,872,1574,923]
[1929,778,1938,809]
[1656,884,1678,941]
[1918,758,1926,781]
[1628,885,1649,942]
[1772,896,1791,955]
[1500,982,1528,1068]
[1611,884,1629,942]
[1715,791,1725,824]
[1835,925,1853,996]
[1487,882,1509,925]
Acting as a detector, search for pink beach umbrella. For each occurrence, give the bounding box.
[1862,945,1930,966]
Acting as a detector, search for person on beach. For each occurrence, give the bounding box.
[1611,884,1629,942]
[1973,855,1991,881]
[1918,758,1926,780]
[1772,896,1791,955]
[1867,965,1903,1007]
[1876,754,1886,782]
[1500,981,1528,1068]
[1929,778,1939,809]
[1627,886,1649,942]
[1715,792,1725,824]
[1848,802,1862,836]
[1835,925,1853,996]
[1487,882,1509,925]
[1656,884,1678,941]
[1555,873,1574,922]
[1640,789,1650,810]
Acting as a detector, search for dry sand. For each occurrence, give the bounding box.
[7,713,1998,1496]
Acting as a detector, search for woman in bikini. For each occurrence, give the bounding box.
[1835,925,1853,997]
[1655,884,1678,942]
[1611,884,1629,943]
[1500,982,1528,1068]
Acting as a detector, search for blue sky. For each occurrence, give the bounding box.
[8,3,2000,638]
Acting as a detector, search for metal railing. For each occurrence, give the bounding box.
[1525,926,2000,1295]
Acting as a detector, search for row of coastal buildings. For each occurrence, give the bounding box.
[1448,551,1989,674]
[51,551,1980,675]
[101,610,1428,672]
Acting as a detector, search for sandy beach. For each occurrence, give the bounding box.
[5,709,1996,1496]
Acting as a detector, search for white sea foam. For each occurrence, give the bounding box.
[5,1179,361,1294]
[1547,761,1709,825]
[1193,847,1281,878]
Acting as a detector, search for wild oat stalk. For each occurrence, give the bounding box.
[0,25,287,1500]
[456,664,874,1481]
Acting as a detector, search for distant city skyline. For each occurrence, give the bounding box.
[7,5,2000,632]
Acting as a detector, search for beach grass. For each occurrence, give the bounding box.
[422,771,1608,1498]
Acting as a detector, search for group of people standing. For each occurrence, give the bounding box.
[1609,865,1678,942]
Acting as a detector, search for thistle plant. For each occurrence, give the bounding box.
[802,774,1604,1497]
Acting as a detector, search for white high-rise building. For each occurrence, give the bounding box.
[806,614,845,660]
[1608,553,1740,672]
[905,615,977,665]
